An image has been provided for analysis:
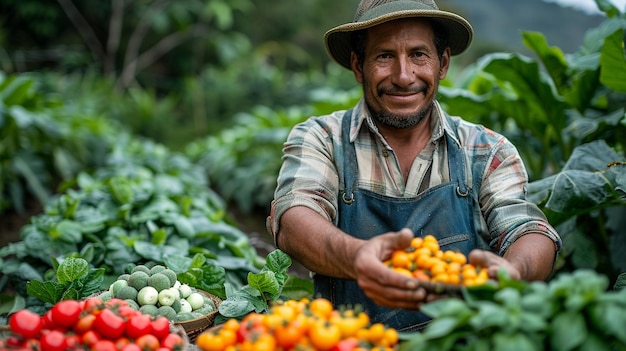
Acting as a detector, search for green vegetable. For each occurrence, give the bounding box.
[157,306,176,320]
[139,304,159,317]
[137,286,159,306]
[26,257,104,305]
[109,280,128,296]
[160,269,178,286]
[125,299,140,310]
[186,292,204,310]
[115,286,138,301]
[127,271,150,291]
[148,273,171,292]
[149,265,166,275]
[179,284,192,299]
[158,288,178,307]
[218,249,302,320]
[179,299,192,313]
[400,270,626,351]
[131,265,151,274]
[175,312,195,322]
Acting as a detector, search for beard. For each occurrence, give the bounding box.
[366,83,435,129]
[371,105,430,129]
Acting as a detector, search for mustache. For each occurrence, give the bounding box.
[378,85,428,95]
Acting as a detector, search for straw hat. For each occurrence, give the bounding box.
[325,0,473,69]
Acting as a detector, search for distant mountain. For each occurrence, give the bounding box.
[441,0,605,55]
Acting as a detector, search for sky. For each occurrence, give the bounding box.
[543,0,626,14]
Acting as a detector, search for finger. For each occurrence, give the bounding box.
[365,284,428,310]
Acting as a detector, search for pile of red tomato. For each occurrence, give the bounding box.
[196,298,399,351]
[2,297,185,351]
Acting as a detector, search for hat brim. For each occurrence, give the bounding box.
[325,9,473,70]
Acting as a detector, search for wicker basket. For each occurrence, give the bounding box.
[175,290,222,342]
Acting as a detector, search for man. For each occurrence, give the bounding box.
[267,0,561,331]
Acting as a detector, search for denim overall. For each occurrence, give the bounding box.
[314,109,477,332]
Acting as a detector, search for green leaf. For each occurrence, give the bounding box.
[422,316,462,339]
[280,275,314,301]
[493,332,539,351]
[217,293,256,318]
[551,311,587,351]
[600,29,626,92]
[109,176,134,204]
[522,31,569,92]
[615,273,626,290]
[248,270,280,300]
[420,298,473,319]
[81,268,106,297]
[0,294,25,315]
[56,220,83,243]
[57,257,89,284]
[26,280,64,305]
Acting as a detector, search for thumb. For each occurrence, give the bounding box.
[392,228,414,250]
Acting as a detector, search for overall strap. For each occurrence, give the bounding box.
[341,109,356,204]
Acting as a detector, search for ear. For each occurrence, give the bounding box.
[350,52,364,84]
[438,47,451,80]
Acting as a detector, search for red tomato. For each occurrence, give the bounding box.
[5,336,24,347]
[50,300,82,328]
[105,298,127,309]
[161,333,184,350]
[150,316,170,340]
[42,310,55,329]
[74,313,96,334]
[117,305,138,319]
[115,337,131,350]
[135,334,160,351]
[121,344,143,351]
[93,308,126,340]
[83,297,103,313]
[40,330,67,351]
[82,330,102,346]
[64,334,81,349]
[9,309,44,339]
[91,340,118,351]
[25,338,41,350]
[125,314,152,339]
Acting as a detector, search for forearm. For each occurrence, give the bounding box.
[277,206,364,279]
[503,233,557,281]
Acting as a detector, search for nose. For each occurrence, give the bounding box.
[391,56,415,87]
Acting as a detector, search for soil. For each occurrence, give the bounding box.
[0,199,42,248]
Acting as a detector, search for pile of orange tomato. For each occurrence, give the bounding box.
[385,234,489,286]
[195,298,399,351]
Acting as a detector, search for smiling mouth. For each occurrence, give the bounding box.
[379,85,428,97]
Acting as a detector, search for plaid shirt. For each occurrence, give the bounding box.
[267,99,561,254]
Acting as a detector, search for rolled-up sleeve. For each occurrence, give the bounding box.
[267,116,342,245]
[478,137,562,255]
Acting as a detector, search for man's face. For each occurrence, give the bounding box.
[351,18,450,129]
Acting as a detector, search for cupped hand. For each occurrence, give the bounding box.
[468,249,522,280]
[352,228,440,310]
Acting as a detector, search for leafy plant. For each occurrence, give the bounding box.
[437,2,626,284]
[0,72,117,214]
[185,86,361,213]
[26,257,104,307]
[0,136,265,313]
[216,249,313,323]
[400,270,626,350]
